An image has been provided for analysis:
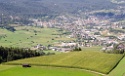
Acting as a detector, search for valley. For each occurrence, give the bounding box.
[0,26,75,48]
[0,0,125,76]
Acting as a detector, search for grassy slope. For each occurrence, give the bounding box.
[6,47,123,74]
[0,65,99,76]
[0,26,74,48]
[109,57,125,76]
[0,65,14,71]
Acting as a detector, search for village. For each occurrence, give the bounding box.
[29,13,125,53]
[5,5,125,53]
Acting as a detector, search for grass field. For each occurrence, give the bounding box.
[0,26,74,48]
[6,47,123,74]
[0,25,124,76]
[109,56,125,76]
[0,65,100,76]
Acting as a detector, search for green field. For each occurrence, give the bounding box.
[0,65,100,76]
[6,47,123,74]
[0,26,74,48]
[109,57,125,76]
[0,26,124,76]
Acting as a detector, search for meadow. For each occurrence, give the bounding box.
[109,56,125,76]
[0,26,74,48]
[0,65,100,76]
[0,26,124,76]
[6,47,123,74]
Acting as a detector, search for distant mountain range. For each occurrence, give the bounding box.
[0,0,118,17]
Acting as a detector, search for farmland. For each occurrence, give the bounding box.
[0,26,75,48]
[0,26,125,76]
[109,57,125,76]
[0,65,100,76]
[6,47,123,74]
[0,0,125,75]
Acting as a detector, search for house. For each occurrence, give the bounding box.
[32,44,46,50]
[115,43,125,54]
[102,42,125,54]
[101,44,114,53]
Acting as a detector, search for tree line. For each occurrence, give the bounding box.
[0,46,45,63]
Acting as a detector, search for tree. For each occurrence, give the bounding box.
[79,47,82,51]
[0,56,2,63]
[0,46,45,63]
[73,47,82,51]
[94,32,101,35]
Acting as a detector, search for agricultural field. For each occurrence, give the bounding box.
[0,26,75,48]
[0,26,124,76]
[0,65,100,76]
[109,57,125,76]
[6,47,123,74]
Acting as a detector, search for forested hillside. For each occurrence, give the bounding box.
[0,0,117,17]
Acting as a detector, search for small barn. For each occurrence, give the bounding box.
[22,64,31,68]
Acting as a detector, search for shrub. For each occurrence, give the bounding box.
[73,47,82,51]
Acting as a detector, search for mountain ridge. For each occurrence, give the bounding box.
[0,0,117,17]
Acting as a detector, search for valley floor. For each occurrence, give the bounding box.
[0,65,100,76]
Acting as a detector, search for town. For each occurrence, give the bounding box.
[25,11,125,53]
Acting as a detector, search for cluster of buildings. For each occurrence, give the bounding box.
[28,12,125,52]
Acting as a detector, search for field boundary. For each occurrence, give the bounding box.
[0,65,15,72]
[108,54,125,74]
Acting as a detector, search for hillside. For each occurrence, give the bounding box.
[0,0,116,17]
[6,47,123,74]
[0,65,100,76]
[109,57,125,76]
[0,0,125,76]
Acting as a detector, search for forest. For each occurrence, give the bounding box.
[0,46,45,63]
[0,0,117,17]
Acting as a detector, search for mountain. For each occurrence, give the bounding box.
[0,0,117,17]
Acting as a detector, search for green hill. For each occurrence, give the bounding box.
[0,65,100,76]
[6,47,123,74]
[109,57,125,76]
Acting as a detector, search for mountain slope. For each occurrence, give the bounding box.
[0,0,116,16]
[6,48,123,74]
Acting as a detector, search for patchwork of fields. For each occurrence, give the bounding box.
[6,47,123,74]
[0,26,125,76]
[0,46,124,76]
[0,26,74,48]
